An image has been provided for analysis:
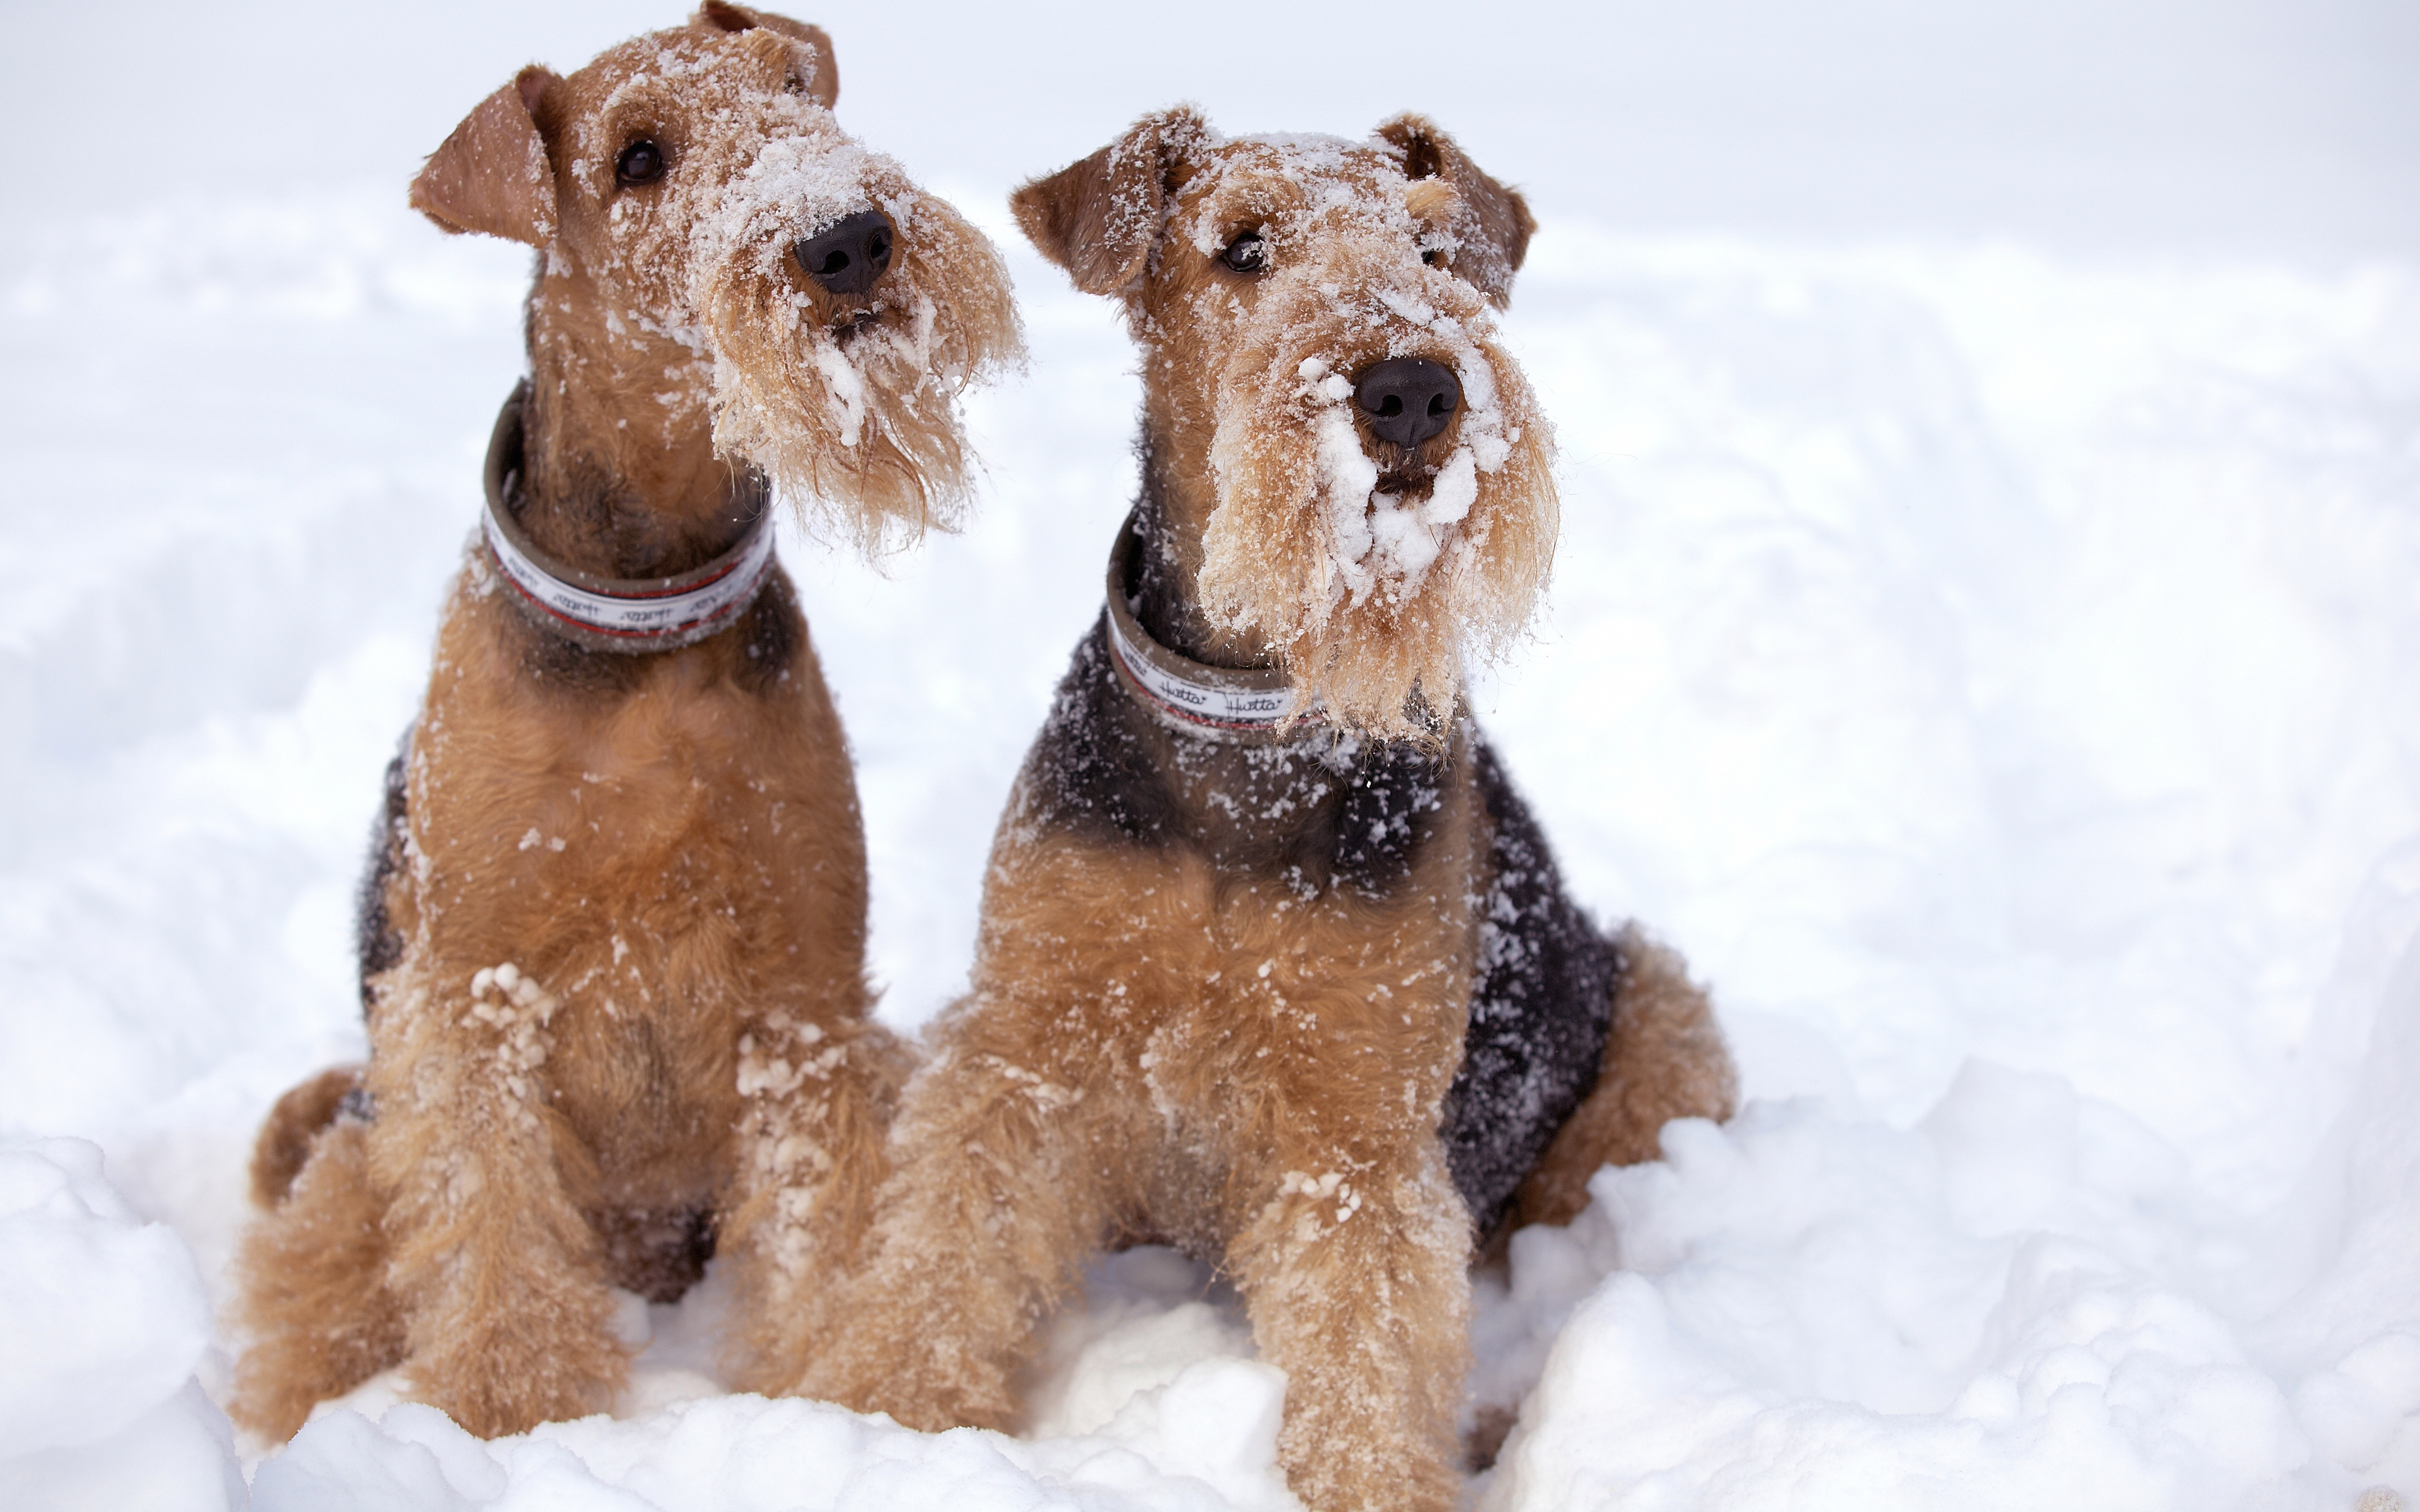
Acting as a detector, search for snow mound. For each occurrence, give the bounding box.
[1477,941,2420,1510]
[7,186,2420,1510]
[0,1139,243,1511]
[252,1361,1294,1512]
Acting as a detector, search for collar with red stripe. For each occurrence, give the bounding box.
[480,384,777,655]
[1102,510,1318,741]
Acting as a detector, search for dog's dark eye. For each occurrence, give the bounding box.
[1420,247,1443,267]
[616,140,666,187]
[1221,231,1267,274]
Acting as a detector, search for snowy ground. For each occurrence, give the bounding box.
[6,5,2420,1509]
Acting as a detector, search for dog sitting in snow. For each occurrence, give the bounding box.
[795,109,1736,1512]
[227,4,1019,1441]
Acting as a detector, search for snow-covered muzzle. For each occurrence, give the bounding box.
[1187,141,1556,741]
[693,142,1020,555]
[553,23,1020,556]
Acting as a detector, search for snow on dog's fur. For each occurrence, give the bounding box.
[424,2,1018,554]
[793,110,1734,1512]
[685,107,1018,551]
[226,5,1013,1445]
[1085,111,1556,740]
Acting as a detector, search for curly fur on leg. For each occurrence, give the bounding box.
[229,1120,403,1440]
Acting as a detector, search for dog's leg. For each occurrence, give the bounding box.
[1204,879,1482,1512]
[248,1063,366,1208]
[1507,924,1738,1229]
[792,1024,1119,1430]
[229,1119,404,1441]
[366,962,626,1438]
[717,1018,906,1395]
[1229,1138,1472,1512]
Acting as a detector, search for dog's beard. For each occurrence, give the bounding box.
[1201,267,1556,743]
[694,142,1023,558]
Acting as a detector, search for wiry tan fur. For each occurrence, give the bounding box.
[228,4,1010,1443]
[249,1064,366,1209]
[1011,107,1555,742]
[1202,278,1555,743]
[427,5,1018,558]
[698,154,1019,552]
[235,1116,406,1428]
[806,765,1487,1512]
[797,112,1735,1512]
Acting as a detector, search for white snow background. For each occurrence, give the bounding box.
[4,1,2419,1508]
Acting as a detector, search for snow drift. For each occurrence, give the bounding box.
[3,177,2417,1509]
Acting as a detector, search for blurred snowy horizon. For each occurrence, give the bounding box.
[9,0,2417,258]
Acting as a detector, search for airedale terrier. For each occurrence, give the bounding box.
[794,110,1736,1512]
[227,4,1020,1442]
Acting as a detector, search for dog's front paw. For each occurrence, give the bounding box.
[406,1298,628,1438]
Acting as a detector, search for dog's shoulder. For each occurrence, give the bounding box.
[1441,731,1622,1234]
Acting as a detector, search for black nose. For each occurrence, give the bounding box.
[793,210,894,295]
[1353,357,1461,449]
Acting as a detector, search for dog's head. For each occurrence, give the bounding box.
[411,3,1021,554]
[1014,109,1554,742]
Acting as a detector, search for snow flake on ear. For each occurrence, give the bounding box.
[1403,178,1461,229]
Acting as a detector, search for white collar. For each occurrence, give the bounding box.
[1102,510,1313,740]
[480,385,778,655]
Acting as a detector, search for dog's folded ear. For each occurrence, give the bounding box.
[410,66,562,247]
[1011,106,1213,297]
[696,3,839,108]
[1375,115,1535,308]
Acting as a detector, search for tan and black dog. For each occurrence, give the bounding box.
[227,4,1020,1441]
[796,110,1734,1512]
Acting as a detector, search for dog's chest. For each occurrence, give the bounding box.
[399,600,861,1190]
[1025,627,1455,898]
[1010,681,1484,1088]
[414,598,853,929]
[1158,734,1364,883]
